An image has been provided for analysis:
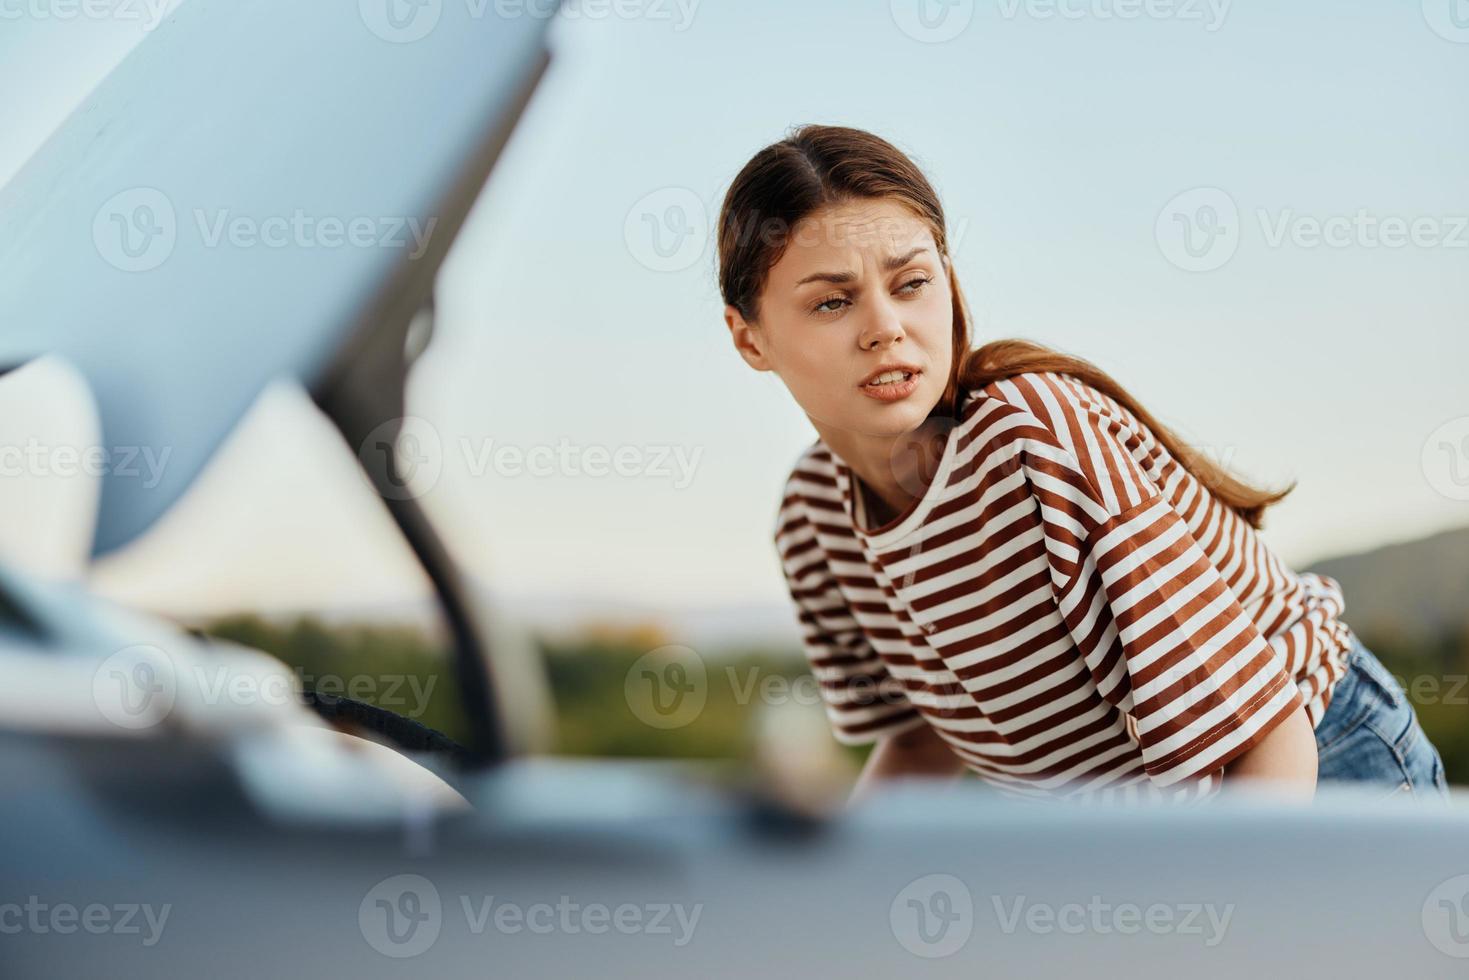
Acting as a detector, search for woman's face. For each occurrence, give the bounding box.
[726,197,953,447]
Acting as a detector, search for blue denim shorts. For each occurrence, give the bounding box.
[1314,633,1450,799]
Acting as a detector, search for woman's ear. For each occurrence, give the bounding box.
[725,304,773,372]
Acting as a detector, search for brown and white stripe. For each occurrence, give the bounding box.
[773,370,1354,803]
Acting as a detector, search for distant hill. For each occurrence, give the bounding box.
[1307,525,1469,646]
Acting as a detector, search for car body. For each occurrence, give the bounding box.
[1,2,1467,977]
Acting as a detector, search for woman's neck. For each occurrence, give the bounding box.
[831,418,952,526]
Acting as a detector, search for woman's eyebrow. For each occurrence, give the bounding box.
[794,246,931,286]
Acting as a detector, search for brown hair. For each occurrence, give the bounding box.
[717,123,1293,529]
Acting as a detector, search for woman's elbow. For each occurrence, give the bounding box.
[1221,703,1317,800]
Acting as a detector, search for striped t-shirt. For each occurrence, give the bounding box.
[773,370,1355,803]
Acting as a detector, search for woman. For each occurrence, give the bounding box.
[720,124,1449,805]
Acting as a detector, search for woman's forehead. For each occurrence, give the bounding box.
[774,202,937,276]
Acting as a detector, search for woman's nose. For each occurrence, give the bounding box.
[858,294,905,350]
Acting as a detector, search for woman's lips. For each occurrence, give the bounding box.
[858,370,920,402]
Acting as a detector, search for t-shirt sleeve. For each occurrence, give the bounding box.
[774,480,926,746]
[1009,374,1305,788]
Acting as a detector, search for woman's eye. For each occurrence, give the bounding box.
[898,275,932,294]
[812,296,849,315]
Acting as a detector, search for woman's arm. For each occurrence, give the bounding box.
[848,721,968,807]
[1220,702,1318,801]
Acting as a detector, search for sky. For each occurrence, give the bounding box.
[0,0,1466,631]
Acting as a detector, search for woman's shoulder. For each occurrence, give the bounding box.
[956,371,1168,500]
[786,437,841,479]
[776,439,842,509]
[966,369,1109,409]
[962,370,1144,440]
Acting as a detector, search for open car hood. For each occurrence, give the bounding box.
[0,0,552,556]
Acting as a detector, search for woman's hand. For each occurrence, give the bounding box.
[848,721,967,807]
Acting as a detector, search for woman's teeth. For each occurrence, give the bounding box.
[866,371,913,386]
